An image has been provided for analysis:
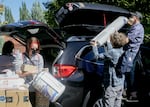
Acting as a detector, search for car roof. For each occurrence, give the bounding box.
[0,20,48,32]
[0,20,63,47]
[55,2,130,35]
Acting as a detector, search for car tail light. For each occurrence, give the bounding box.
[53,64,77,78]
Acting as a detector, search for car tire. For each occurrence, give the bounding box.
[93,98,103,107]
[82,90,103,107]
[82,91,90,107]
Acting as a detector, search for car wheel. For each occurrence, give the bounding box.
[82,91,90,107]
[82,90,103,107]
[93,98,103,107]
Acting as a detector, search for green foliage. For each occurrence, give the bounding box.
[19,2,31,21]
[44,0,60,27]
[4,6,14,23]
[31,1,46,23]
[0,36,4,54]
[144,24,150,36]
[1,1,46,24]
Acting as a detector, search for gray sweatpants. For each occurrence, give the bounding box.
[102,85,124,107]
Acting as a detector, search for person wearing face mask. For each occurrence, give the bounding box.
[116,11,144,101]
[17,36,44,107]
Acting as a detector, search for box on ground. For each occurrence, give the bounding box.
[0,88,31,107]
[0,89,5,107]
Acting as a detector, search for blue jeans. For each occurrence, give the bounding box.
[125,53,139,98]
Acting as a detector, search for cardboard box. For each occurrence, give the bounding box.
[6,89,29,107]
[0,78,25,89]
[0,89,30,107]
[21,64,37,73]
[0,89,6,107]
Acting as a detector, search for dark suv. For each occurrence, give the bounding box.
[51,2,132,107]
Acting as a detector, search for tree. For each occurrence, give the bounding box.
[0,3,4,22]
[44,0,59,27]
[44,0,150,27]
[31,1,46,23]
[19,1,31,21]
[4,6,14,23]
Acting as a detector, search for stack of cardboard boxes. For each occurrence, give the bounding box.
[0,89,31,107]
[0,71,31,107]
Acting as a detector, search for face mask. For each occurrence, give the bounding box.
[31,48,38,55]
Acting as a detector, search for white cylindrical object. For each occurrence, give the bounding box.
[91,16,128,46]
[32,71,65,102]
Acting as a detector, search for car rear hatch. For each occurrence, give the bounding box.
[55,2,130,35]
[0,20,64,48]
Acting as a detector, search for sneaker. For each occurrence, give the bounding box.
[126,91,139,102]
[122,89,127,98]
[126,98,139,103]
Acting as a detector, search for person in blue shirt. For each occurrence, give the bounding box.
[116,11,144,100]
[92,32,129,107]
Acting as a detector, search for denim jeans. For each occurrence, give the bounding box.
[125,53,138,98]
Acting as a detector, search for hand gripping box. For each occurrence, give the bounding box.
[21,64,37,73]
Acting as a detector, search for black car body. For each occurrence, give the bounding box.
[137,41,150,106]
[51,2,133,107]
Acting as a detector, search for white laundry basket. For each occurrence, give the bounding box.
[32,70,65,102]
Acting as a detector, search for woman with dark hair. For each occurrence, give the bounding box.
[0,41,15,72]
[17,36,44,107]
[2,41,14,55]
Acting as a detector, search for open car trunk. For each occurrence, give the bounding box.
[0,20,64,48]
[55,2,130,35]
